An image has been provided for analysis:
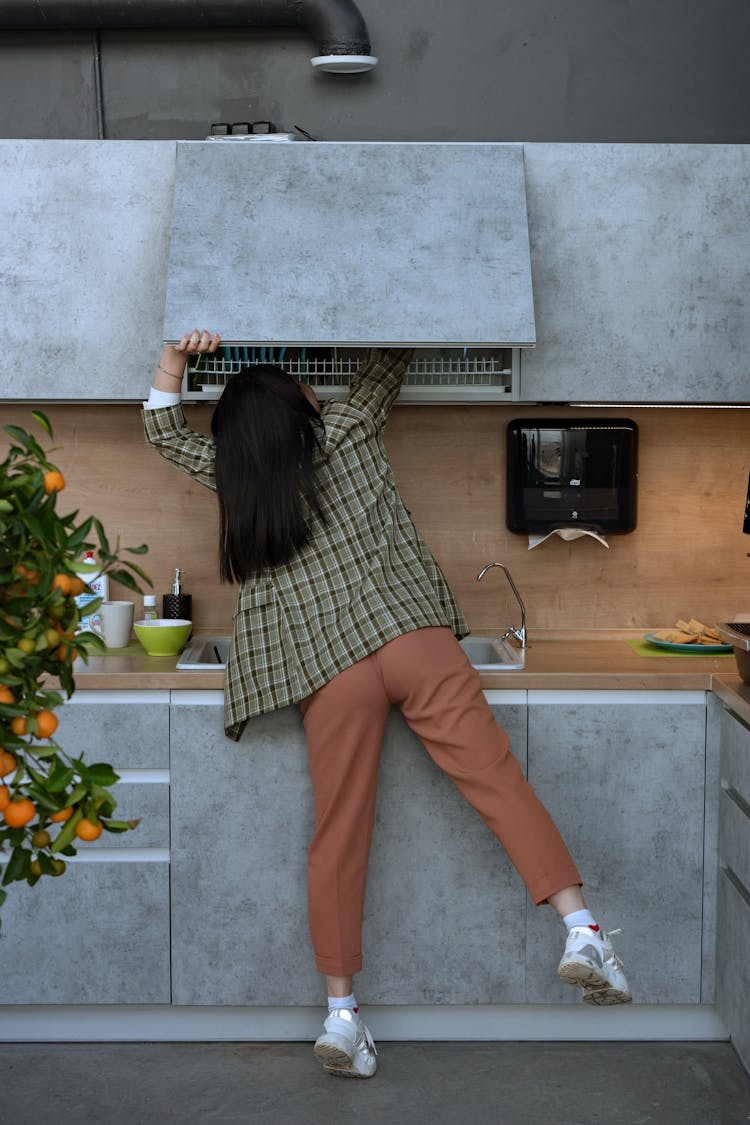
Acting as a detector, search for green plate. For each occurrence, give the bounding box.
[643,633,733,654]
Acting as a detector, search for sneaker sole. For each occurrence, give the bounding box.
[582,985,632,1006]
[558,961,632,1004]
[313,1040,375,1079]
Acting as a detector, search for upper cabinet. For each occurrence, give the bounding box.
[0,140,175,402]
[1,139,748,403]
[519,144,750,403]
[163,140,536,348]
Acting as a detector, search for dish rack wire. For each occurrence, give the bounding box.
[183,348,519,401]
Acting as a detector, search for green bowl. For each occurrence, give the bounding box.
[134,618,192,657]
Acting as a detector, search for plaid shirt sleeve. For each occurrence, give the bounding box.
[141,404,217,491]
[344,348,415,428]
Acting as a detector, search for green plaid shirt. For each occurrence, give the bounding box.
[143,348,468,739]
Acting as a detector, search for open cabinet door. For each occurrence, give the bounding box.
[163,141,536,349]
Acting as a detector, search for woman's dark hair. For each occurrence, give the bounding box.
[210,365,324,582]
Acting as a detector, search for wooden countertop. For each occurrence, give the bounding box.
[63,631,749,712]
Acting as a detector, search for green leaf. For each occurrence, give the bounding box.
[0,888,7,907]
[50,808,83,853]
[3,425,33,452]
[1,845,30,885]
[102,817,142,833]
[93,518,111,556]
[46,764,76,793]
[125,544,150,556]
[87,764,120,787]
[65,782,88,806]
[31,410,53,437]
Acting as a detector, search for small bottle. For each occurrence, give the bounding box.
[143,594,158,621]
[75,550,109,633]
[162,567,192,624]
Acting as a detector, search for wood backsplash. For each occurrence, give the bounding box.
[2,401,749,632]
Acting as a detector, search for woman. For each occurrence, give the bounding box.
[144,329,631,1079]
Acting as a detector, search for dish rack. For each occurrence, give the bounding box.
[182,347,520,403]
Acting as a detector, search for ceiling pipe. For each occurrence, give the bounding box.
[0,0,378,72]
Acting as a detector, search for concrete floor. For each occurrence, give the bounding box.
[0,1041,748,1124]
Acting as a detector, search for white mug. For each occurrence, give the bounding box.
[89,600,134,649]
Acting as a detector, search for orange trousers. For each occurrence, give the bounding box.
[299,627,582,976]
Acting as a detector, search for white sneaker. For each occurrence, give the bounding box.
[313,1008,378,1078]
[557,925,632,1005]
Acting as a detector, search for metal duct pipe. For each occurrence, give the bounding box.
[0,0,378,72]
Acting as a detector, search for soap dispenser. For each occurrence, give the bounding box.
[162,568,192,625]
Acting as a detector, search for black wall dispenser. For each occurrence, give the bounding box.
[506,418,638,535]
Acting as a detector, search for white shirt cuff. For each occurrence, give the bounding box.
[143,387,182,410]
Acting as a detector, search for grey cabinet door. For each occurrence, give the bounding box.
[164,142,535,348]
[1,692,171,1003]
[169,692,528,1005]
[716,707,750,1072]
[525,691,707,1003]
[519,144,750,403]
[0,140,175,401]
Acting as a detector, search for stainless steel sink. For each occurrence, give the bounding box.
[176,635,231,670]
[177,633,524,671]
[459,635,525,670]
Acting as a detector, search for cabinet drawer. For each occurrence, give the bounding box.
[716,869,750,1074]
[719,786,750,895]
[720,707,750,806]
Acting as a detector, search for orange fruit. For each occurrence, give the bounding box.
[75,817,103,841]
[0,785,10,811]
[68,577,86,597]
[0,750,17,777]
[18,637,36,655]
[0,685,14,704]
[51,573,73,597]
[35,710,59,739]
[30,827,52,848]
[10,716,27,736]
[43,470,66,494]
[50,806,73,823]
[14,565,40,585]
[3,797,36,827]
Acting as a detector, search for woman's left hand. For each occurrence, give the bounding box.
[173,329,222,355]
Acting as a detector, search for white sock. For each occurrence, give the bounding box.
[563,908,600,932]
[327,993,359,1021]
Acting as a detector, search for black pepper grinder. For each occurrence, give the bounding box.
[163,568,192,624]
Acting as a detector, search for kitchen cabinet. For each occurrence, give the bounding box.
[164,142,535,348]
[0,692,170,1004]
[168,689,529,1005]
[0,140,175,402]
[716,704,750,1071]
[524,690,708,1003]
[519,144,750,403]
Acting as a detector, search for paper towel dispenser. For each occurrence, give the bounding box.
[506,418,638,534]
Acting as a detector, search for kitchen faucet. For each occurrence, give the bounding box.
[476,562,527,649]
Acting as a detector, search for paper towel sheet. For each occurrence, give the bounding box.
[528,528,609,550]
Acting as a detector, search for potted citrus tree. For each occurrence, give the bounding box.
[0,411,151,919]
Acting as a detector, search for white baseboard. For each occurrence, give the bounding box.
[0,1004,728,1043]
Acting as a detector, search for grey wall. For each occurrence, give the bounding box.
[0,0,748,142]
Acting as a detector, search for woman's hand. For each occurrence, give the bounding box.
[173,328,222,356]
[153,329,222,392]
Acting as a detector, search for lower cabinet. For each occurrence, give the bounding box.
[168,690,529,1005]
[1,692,171,1004]
[3,686,724,1013]
[525,691,708,1004]
[716,705,750,1071]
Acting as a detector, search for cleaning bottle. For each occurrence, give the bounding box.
[143,594,158,621]
[75,550,109,633]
